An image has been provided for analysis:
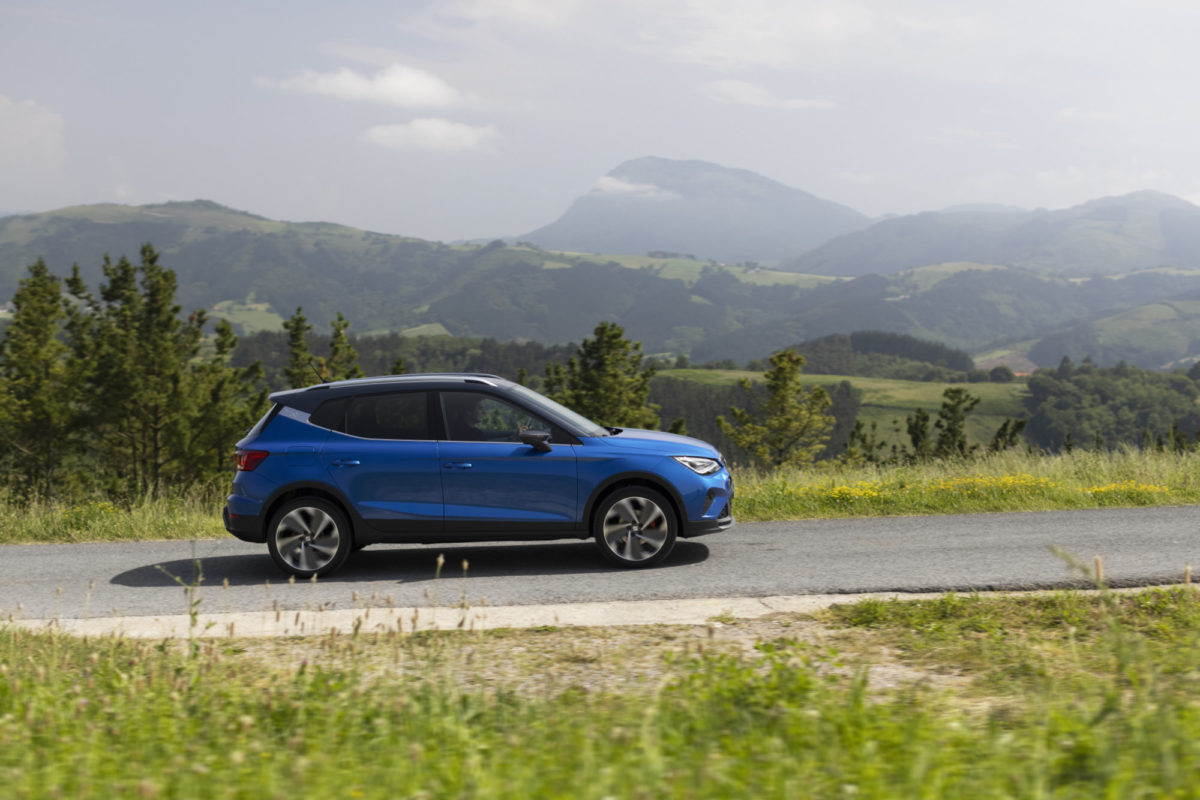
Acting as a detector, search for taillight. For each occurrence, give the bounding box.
[236,450,269,471]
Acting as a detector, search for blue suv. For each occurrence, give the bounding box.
[224,374,734,577]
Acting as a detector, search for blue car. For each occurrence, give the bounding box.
[224,374,734,577]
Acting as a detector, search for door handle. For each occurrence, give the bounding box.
[331,459,360,467]
[443,462,473,470]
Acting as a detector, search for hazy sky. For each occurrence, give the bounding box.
[4,0,1200,242]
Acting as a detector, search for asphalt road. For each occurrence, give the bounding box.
[2,506,1198,622]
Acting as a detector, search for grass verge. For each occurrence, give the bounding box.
[1,448,1198,544]
[4,587,1200,797]
[736,446,1200,520]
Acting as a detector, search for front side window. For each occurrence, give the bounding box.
[345,392,431,440]
[440,392,551,442]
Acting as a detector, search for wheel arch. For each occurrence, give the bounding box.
[583,472,686,532]
[262,482,360,545]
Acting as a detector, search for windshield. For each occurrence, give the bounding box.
[507,384,608,437]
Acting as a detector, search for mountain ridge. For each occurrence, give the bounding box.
[521,156,870,263]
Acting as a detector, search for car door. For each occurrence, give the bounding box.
[319,390,443,533]
[437,390,578,532]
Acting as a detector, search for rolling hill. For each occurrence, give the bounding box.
[8,199,1200,369]
[783,191,1200,278]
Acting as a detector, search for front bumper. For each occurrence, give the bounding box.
[682,502,734,538]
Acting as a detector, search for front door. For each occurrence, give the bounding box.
[437,391,578,531]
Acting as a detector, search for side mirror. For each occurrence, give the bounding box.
[518,429,552,452]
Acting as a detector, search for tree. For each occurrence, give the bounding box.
[543,321,660,428]
[180,319,268,481]
[906,407,933,461]
[717,349,833,468]
[79,245,209,495]
[0,260,75,496]
[934,387,981,459]
[989,418,1028,452]
[324,312,364,381]
[282,307,315,389]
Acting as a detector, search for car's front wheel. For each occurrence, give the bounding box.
[592,487,678,567]
[266,497,353,578]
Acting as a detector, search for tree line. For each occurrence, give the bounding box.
[0,246,263,499]
[8,247,1200,503]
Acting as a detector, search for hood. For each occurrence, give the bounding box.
[583,427,722,458]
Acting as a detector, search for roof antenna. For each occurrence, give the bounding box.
[309,360,326,384]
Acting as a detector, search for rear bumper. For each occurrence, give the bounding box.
[223,504,265,544]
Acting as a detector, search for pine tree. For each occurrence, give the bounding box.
[325,312,364,381]
[906,408,933,461]
[934,387,981,459]
[716,348,833,468]
[543,321,659,429]
[282,307,315,388]
[78,246,208,495]
[0,260,75,497]
[181,319,268,480]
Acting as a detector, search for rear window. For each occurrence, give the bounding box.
[345,392,431,440]
[309,398,347,431]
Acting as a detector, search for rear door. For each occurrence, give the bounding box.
[319,391,443,532]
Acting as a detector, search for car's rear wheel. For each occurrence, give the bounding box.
[266,497,353,578]
[592,487,678,567]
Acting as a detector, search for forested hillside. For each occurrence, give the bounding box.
[10,202,1200,367]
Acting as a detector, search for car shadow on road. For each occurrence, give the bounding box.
[109,540,711,588]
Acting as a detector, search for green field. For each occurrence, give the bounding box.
[543,251,840,289]
[208,299,286,333]
[661,367,1029,447]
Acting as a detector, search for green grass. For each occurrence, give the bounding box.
[6,587,1200,797]
[0,490,226,545]
[735,447,1200,520]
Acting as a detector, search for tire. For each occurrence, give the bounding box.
[266,497,354,578]
[592,487,678,568]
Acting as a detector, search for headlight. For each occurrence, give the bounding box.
[673,455,721,475]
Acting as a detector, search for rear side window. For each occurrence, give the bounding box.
[345,392,431,440]
[309,398,347,431]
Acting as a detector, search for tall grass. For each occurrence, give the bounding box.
[736,446,1200,520]
[0,486,226,545]
[5,587,1200,797]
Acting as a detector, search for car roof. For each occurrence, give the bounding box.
[269,373,513,411]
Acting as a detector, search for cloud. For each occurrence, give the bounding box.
[703,79,837,110]
[360,119,501,152]
[259,63,465,108]
[590,176,677,198]
[0,95,68,209]
[0,95,66,157]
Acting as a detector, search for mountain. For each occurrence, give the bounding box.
[521,157,871,264]
[784,191,1200,278]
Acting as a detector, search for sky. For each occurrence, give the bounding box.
[3,0,1200,242]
